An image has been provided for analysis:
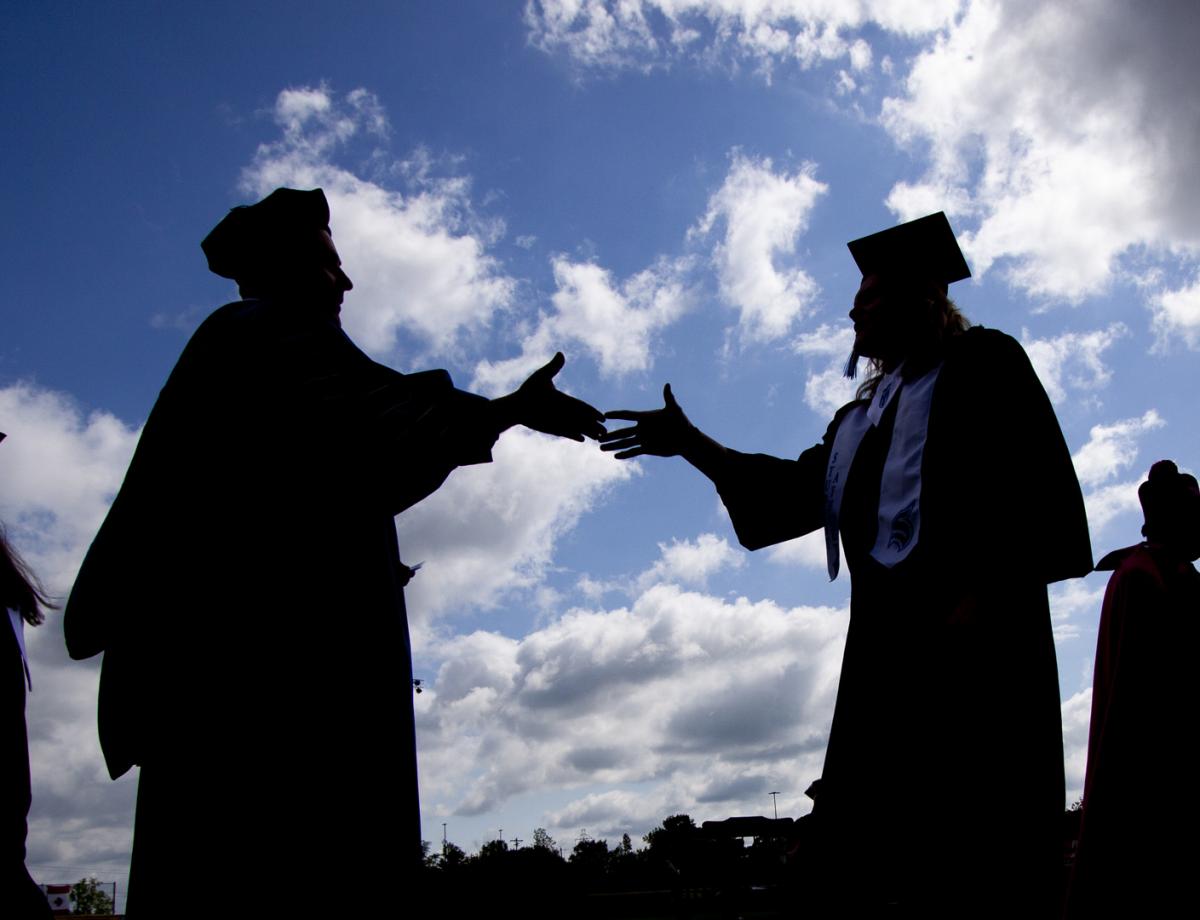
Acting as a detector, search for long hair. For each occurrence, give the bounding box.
[1,526,53,626]
[845,279,971,401]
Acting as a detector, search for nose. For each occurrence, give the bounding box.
[339,269,353,292]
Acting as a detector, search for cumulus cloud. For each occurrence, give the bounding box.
[791,323,857,416]
[1151,275,1200,350]
[1020,323,1127,406]
[472,254,692,394]
[241,85,516,357]
[1062,687,1092,803]
[1071,410,1164,490]
[416,583,849,833]
[525,0,959,78]
[0,383,143,886]
[881,0,1200,301]
[397,428,637,630]
[1082,478,1143,537]
[1047,577,1106,645]
[692,153,828,343]
[765,530,831,571]
[0,384,140,595]
[636,532,745,589]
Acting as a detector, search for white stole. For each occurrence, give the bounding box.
[822,362,941,580]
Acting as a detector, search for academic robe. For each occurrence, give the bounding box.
[64,298,497,915]
[710,327,1092,916]
[1067,543,1200,917]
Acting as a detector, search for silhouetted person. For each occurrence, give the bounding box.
[62,188,604,916]
[602,213,1092,917]
[2,469,55,919]
[1067,460,1199,918]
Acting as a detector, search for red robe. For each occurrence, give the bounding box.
[1068,542,1200,916]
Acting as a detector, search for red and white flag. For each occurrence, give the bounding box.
[42,883,73,914]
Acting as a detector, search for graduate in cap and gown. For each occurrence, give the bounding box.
[1067,460,1200,917]
[602,213,1092,917]
[63,188,605,915]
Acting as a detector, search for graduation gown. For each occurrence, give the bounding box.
[711,327,1092,915]
[1067,543,1200,916]
[64,299,497,914]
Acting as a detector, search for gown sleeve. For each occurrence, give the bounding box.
[710,407,856,551]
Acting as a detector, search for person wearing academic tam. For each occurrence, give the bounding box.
[63,188,605,915]
[602,212,1093,917]
[1067,460,1200,918]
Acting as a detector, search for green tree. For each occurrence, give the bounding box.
[479,838,509,860]
[532,827,557,852]
[643,813,697,851]
[71,877,114,915]
[440,840,468,868]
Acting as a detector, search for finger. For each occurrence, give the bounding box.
[613,447,649,460]
[600,436,641,452]
[604,410,651,421]
[543,351,565,380]
[563,393,606,422]
[663,383,678,409]
[599,426,640,441]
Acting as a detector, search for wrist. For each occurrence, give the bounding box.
[490,392,523,434]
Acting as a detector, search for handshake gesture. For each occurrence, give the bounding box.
[493,359,705,468]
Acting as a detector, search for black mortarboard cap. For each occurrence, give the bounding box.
[847,212,970,287]
[201,187,331,280]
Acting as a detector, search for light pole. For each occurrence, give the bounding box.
[769,791,780,820]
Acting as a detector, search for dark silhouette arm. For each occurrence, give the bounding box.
[602,385,829,550]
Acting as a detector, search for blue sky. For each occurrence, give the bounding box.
[4,0,1198,905]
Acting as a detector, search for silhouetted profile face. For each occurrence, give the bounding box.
[242,227,354,311]
[1165,474,1200,561]
[849,273,906,366]
[1182,479,1200,561]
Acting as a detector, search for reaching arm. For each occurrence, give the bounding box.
[601,384,738,481]
[490,352,606,442]
[602,385,827,550]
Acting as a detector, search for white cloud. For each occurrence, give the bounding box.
[881,0,1200,301]
[0,384,140,594]
[1062,687,1092,804]
[397,428,637,630]
[1082,477,1142,537]
[472,255,692,394]
[525,1,959,76]
[241,85,516,357]
[791,323,858,416]
[0,383,143,884]
[692,153,828,343]
[416,582,849,830]
[1020,323,1126,405]
[1151,276,1200,350]
[765,530,831,572]
[1071,411,1164,490]
[637,532,745,588]
[1047,577,1106,644]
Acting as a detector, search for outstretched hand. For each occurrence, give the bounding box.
[600,384,693,459]
[510,352,606,442]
